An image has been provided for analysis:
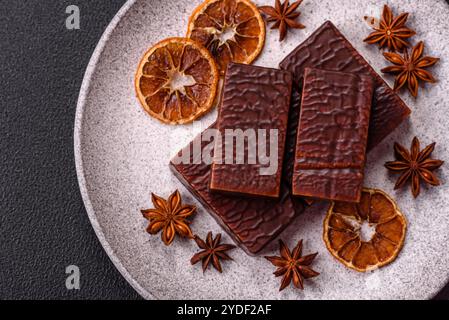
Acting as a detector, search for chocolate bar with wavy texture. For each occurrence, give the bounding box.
[293,68,374,202]
[210,63,292,198]
[279,21,410,150]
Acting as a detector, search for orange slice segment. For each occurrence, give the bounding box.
[187,0,265,75]
[323,188,407,272]
[135,37,219,124]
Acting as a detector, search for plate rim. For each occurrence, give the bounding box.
[74,0,154,300]
[74,0,449,300]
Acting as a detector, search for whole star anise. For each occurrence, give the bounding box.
[381,41,439,97]
[385,137,444,198]
[265,239,319,291]
[364,5,415,52]
[259,0,305,41]
[190,232,236,273]
[141,190,196,245]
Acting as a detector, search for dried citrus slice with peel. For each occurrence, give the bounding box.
[323,188,407,272]
[187,0,265,74]
[135,37,219,124]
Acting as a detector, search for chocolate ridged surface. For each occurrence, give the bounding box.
[170,121,305,255]
[293,68,373,202]
[279,21,411,150]
[210,63,292,198]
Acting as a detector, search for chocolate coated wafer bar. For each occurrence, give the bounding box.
[292,68,374,202]
[210,63,292,198]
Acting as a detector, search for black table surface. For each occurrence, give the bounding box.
[0,0,448,300]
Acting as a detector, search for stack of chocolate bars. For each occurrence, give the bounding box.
[170,21,411,255]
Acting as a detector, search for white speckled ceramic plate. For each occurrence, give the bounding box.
[75,0,449,299]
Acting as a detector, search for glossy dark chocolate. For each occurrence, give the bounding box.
[293,68,374,202]
[170,122,305,255]
[210,63,292,198]
[279,21,411,150]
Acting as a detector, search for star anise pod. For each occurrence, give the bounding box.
[259,0,305,41]
[385,137,444,198]
[141,190,196,245]
[265,239,319,291]
[381,41,439,97]
[364,5,415,52]
[190,232,236,273]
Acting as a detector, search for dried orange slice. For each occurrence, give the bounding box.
[135,37,219,124]
[323,188,407,272]
[187,0,265,74]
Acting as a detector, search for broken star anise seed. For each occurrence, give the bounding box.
[385,137,444,198]
[265,239,319,291]
[364,4,416,52]
[141,190,196,245]
[259,0,305,41]
[191,232,236,273]
[381,41,439,98]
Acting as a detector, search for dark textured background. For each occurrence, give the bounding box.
[0,0,140,300]
[0,0,448,300]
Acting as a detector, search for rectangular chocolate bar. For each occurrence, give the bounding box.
[210,63,293,198]
[293,68,374,202]
[279,21,411,150]
[170,123,305,255]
